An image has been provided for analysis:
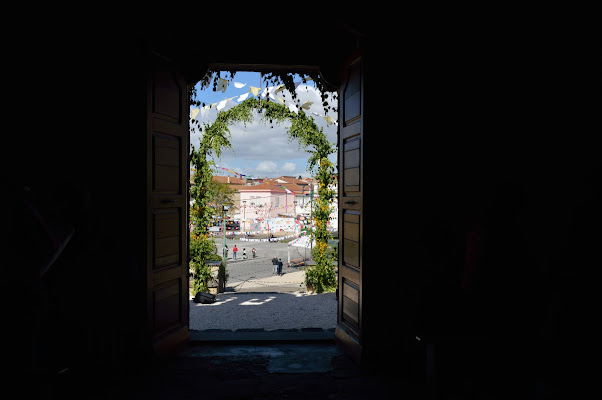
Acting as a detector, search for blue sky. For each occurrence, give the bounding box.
[190,71,338,179]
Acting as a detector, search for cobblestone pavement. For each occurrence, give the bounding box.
[189,291,337,331]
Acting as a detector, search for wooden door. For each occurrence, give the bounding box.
[335,50,364,363]
[146,55,190,355]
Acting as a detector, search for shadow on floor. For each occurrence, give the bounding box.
[110,342,402,400]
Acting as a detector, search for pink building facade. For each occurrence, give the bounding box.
[237,183,296,220]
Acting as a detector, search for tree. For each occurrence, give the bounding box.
[208,178,235,215]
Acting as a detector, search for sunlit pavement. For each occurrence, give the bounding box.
[189,291,337,333]
[217,237,314,293]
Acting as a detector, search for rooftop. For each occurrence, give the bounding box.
[213,175,246,185]
[237,183,287,192]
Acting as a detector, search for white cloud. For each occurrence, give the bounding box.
[281,162,296,173]
[190,79,338,178]
[255,160,277,173]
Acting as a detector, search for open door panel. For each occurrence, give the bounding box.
[335,50,364,363]
[146,55,190,355]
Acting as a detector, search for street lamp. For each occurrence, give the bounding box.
[222,205,229,262]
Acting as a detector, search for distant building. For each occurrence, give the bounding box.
[266,176,315,217]
[209,174,337,232]
[211,175,246,187]
[238,183,295,219]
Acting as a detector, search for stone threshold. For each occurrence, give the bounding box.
[189,327,335,343]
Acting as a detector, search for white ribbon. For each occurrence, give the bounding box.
[217,99,228,110]
[288,103,298,113]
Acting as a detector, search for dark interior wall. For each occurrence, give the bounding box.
[9,34,152,393]
[361,28,598,396]
[7,16,596,398]
[11,26,357,395]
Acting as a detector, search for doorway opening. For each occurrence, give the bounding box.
[188,68,339,335]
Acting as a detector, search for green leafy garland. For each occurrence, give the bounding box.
[189,93,337,293]
[189,126,231,293]
[304,156,337,293]
[194,70,337,115]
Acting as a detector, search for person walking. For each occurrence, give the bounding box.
[232,244,238,260]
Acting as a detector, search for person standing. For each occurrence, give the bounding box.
[232,244,238,260]
[252,247,256,258]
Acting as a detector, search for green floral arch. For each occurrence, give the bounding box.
[190,98,337,293]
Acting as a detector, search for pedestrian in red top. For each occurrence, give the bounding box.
[232,245,238,260]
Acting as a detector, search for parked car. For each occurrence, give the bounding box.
[226,220,240,231]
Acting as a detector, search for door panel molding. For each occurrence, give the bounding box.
[147,55,189,354]
[336,50,364,362]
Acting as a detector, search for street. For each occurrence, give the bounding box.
[215,237,313,293]
[189,236,336,332]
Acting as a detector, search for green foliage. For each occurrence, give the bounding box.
[189,237,215,293]
[305,157,337,293]
[189,107,234,294]
[189,80,338,294]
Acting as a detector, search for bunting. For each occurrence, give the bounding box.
[216,165,245,178]
[300,100,313,110]
[273,184,295,194]
[217,78,229,93]
[214,166,266,181]
[191,75,338,126]
[203,202,320,212]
